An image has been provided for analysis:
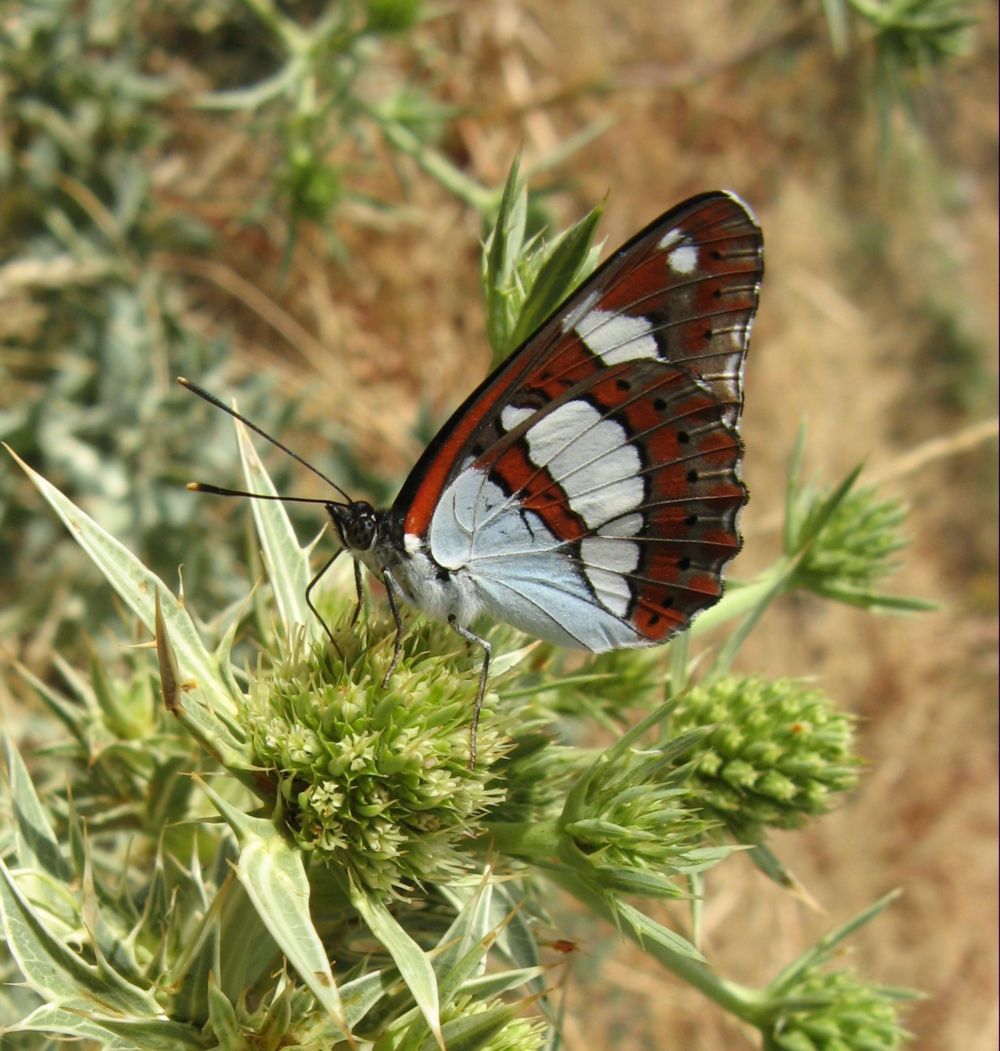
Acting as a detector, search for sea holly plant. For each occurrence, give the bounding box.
[2,179,923,1048]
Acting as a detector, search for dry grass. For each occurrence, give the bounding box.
[40,1,996,1046]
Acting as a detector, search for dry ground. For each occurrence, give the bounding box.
[78,2,1000,1047]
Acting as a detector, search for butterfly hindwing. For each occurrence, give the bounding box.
[395,191,763,650]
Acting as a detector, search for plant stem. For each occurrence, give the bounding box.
[480,819,561,860]
[378,120,496,212]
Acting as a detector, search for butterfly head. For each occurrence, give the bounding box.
[329,500,378,553]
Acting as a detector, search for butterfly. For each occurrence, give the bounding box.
[181,190,763,765]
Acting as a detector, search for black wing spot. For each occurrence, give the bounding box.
[687,469,699,484]
[678,556,691,570]
[677,430,690,444]
[472,443,484,456]
[616,378,631,391]
[653,397,666,411]
[649,613,661,626]
[703,329,714,341]
[685,513,698,526]
[662,596,675,609]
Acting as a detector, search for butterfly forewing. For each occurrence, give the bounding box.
[396,191,763,650]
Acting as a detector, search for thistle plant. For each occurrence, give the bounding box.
[2,165,926,1047]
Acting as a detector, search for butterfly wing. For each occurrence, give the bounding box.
[392,191,763,650]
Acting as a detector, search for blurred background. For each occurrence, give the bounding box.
[1,1,996,1048]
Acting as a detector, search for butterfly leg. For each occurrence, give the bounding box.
[380,569,406,690]
[305,550,344,657]
[350,558,364,626]
[448,617,491,769]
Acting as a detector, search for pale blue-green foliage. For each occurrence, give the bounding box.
[0,0,479,665]
[0,0,303,654]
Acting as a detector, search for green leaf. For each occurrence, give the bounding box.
[484,155,528,361]
[151,591,253,777]
[767,890,904,995]
[442,879,543,994]
[614,899,705,963]
[1,733,72,881]
[0,858,161,1016]
[235,420,317,639]
[196,780,351,1039]
[6,445,239,722]
[460,966,545,999]
[508,205,603,350]
[808,583,937,612]
[821,0,851,56]
[338,967,399,1029]
[350,881,444,1050]
[426,1002,518,1051]
[707,567,790,678]
[11,1004,206,1050]
[432,873,494,983]
[790,463,865,557]
[11,661,89,745]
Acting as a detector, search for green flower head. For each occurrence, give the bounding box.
[766,969,914,1051]
[243,622,508,896]
[671,676,860,840]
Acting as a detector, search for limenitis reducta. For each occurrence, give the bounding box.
[181,190,763,764]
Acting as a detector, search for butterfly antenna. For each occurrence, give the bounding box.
[178,377,353,503]
[185,481,336,505]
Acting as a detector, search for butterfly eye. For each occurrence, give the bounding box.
[333,502,378,551]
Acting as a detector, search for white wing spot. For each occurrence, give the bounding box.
[500,404,535,432]
[598,512,643,538]
[523,401,643,528]
[667,244,698,274]
[581,537,639,617]
[575,308,658,365]
[657,228,683,250]
[581,537,640,573]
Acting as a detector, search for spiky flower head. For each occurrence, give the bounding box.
[207,974,342,1050]
[789,480,912,608]
[243,620,507,896]
[559,719,730,897]
[764,969,914,1051]
[436,995,548,1051]
[669,677,860,841]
